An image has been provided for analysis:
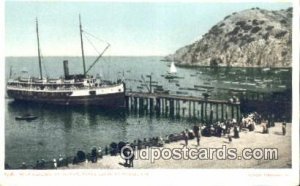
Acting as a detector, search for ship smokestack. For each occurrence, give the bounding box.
[63,60,69,78]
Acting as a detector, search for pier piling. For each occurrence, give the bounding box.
[125,92,241,123]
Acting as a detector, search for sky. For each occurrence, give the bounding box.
[5,1,292,56]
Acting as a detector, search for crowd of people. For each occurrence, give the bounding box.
[6,112,288,170]
[181,112,287,146]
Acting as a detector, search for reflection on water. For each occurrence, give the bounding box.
[5,99,194,168]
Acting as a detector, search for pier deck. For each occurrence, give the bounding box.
[125,92,239,104]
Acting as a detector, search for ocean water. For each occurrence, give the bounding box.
[5,56,291,168]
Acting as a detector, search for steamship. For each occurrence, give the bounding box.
[6,16,125,107]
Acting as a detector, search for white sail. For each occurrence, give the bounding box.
[169,62,177,74]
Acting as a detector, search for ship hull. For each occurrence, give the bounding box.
[7,90,125,107]
[6,82,126,108]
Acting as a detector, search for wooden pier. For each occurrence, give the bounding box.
[125,92,240,123]
[230,88,292,121]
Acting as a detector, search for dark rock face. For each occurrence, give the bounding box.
[167,7,292,67]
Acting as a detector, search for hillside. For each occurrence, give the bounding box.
[167,7,292,67]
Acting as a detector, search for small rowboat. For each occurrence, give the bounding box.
[15,114,38,121]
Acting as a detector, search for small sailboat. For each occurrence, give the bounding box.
[165,61,179,79]
[169,61,177,74]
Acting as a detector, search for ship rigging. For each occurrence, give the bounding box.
[6,15,125,107]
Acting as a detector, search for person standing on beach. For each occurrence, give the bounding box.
[193,125,200,146]
[197,130,201,146]
[58,154,64,167]
[282,122,286,135]
[267,117,271,128]
[129,151,135,168]
[53,159,57,169]
[228,134,232,143]
[271,114,275,127]
[123,148,130,167]
[233,125,239,138]
[262,120,267,133]
[98,147,103,159]
[183,130,188,146]
[105,145,109,155]
[91,147,98,163]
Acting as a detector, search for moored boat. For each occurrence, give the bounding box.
[6,16,125,107]
[15,114,38,121]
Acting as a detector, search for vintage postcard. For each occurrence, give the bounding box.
[1,0,299,185]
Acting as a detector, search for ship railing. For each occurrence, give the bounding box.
[7,83,123,92]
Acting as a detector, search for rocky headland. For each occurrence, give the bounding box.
[166,7,292,68]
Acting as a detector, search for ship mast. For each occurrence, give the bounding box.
[36,18,43,79]
[79,15,86,77]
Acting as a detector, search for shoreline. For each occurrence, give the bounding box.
[174,63,292,69]
[59,123,291,169]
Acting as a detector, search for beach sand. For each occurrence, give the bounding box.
[59,123,291,169]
